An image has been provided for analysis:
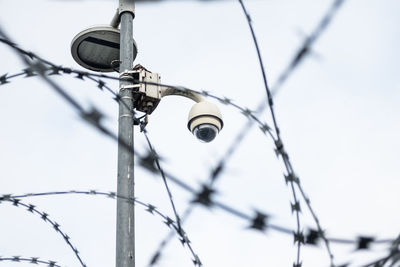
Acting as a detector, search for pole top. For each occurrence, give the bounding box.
[119,0,135,17]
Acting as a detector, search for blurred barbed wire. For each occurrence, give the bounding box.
[0,256,62,267]
[1,1,399,267]
[233,0,346,265]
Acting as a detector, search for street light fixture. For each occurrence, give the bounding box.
[71,25,138,72]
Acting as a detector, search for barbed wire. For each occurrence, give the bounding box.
[0,39,275,139]
[141,125,246,266]
[0,60,275,266]
[131,143,398,267]
[0,256,62,267]
[5,189,396,249]
[236,0,347,266]
[0,59,289,267]
[144,115,252,266]
[1,190,203,266]
[142,131,184,231]
[0,51,396,260]
[0,65,274,141]
[0,2,398,267]
[141,102,397,267]
[271,0,345,97]
[1,2,396,253]
[144,1,350,266]
[0,188,318,266]
[0,62,271,266]
[146,207,194,266]
[0,197,86,267]
[361,235,400,267]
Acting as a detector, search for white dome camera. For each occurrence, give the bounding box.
[187,101,223,143]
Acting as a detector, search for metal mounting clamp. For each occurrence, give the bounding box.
[120,84,140,92]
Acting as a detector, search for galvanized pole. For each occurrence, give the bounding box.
[116,1,135,267]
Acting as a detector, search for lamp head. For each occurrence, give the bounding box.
[71,25,137,72]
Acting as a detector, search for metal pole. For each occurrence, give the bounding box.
[117,1,135,267]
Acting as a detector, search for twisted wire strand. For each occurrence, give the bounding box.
[361,235,400,267]
[2,190,202,267]
[137,133,397,265]
[271,0,346,97]
[142,131,183,231]
[7,191,178,227]
[237,0,303,265]
[0,65,274,140]
[11,188,383,265]
[0,61,280,267]
[0,37,275,140]
[145,110,260,266]
[142,117,251,265]
[0,67,396,266]
[236,0,347,266]
[147,207,195,267]
[1,190,395,246]
[0,256,62,267]
[142,130,202,266]
[0,197,86,267]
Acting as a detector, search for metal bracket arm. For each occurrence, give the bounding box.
[160,87,204,103]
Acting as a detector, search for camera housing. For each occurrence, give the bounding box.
[187,101,223,143]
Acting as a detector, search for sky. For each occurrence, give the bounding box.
[0,0,400,267]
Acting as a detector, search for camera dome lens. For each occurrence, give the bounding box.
[193,124,219,143]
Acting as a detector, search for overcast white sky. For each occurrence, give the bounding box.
[0,0,400,267]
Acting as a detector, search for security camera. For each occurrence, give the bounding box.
[123,66,224,142]
[187,101,223,143]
